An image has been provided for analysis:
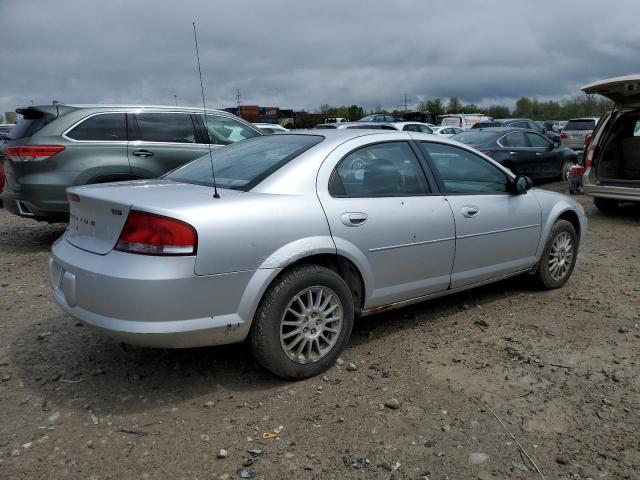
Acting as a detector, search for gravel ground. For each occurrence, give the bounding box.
[1,183,639,480]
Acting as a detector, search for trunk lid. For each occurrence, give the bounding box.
[64,179,228,255]
[582,74,640,106]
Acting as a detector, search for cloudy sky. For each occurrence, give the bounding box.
[1,0,638,116]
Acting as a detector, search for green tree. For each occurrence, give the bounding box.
[514,97,533,117]
[486,105,510,118]
[419,98,445,117]
[446,97,462,113]
[346,104,365,121]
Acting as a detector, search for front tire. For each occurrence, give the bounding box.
[534,220,578,289]
[249,264,354,379]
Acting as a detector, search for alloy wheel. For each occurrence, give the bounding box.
[548,231,573,281]
[279,286,343,364]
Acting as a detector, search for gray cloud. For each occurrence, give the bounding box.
[1,0,638,116]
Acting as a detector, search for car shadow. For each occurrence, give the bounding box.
[10,273,538,419]
[0,213,66,254]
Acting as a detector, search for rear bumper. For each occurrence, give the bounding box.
[2,194,69,221]
[583,176,640,202]
[49,237,273,348]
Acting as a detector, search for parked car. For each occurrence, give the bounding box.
[581,74,640,211]
[451,127,578,180]
[440,114,491,130]
[313,121,432,133]
[2,104,261,222]
[254,123,289,134]
[472,118,560,142]
[358,114,397,122]
[0,123,15,139]
[313,122,397,130]
[560,117,599,151]
[432,126,464,137]
[49,130,586,379]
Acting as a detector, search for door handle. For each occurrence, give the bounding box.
[341,212,368,227]
[509,151,518,156]
[535,152,542,157]
[132,149,155,157]
[461,205,480,218]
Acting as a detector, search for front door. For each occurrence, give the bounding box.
[317,136,456,307]
[526,132,561,178]
[420,141,542,288]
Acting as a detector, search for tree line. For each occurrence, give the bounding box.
[315,95,613,122]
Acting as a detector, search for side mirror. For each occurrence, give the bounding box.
[509,175,533,194]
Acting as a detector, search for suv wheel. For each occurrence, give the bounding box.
[534,220,578,289]
[594,197,618,212]
[249,264,354,379]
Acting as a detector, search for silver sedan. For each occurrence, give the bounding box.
[49,130,587,379]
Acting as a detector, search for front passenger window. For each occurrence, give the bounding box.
[203,115,261,145]
[421,142,507,194]
[330,142,431,197]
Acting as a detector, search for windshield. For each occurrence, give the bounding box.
[164,134,324,190]
[358,115,376,122]
[451,131,495,145]
[9,111,56,139]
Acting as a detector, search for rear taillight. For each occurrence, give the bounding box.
[585,144,597,168]
[560,132,567,139]
[584,133,592,146]
[115,211,197,256]
[5,145,65,162]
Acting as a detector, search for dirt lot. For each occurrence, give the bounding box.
[1,184,639,480]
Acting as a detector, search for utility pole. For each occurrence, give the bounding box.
[236,89,242,119]
[403,93,409,112]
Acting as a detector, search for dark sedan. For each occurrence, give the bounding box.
[471,118,560,143]
[451,128,578,180]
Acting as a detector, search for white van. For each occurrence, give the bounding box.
[440,114,491,130]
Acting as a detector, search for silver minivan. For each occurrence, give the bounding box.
[582,74,640,211]
[560,117,599,151]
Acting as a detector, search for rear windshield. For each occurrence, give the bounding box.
[472,122,501,129]
[164,134,323,190]
[451,131,495,145]
[565,119,596,131]
[9,110,56,140]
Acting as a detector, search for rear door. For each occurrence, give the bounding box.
[63,112,130,183]
[317,135,456,307]
[420,141,541,288]
[128,112,207,178]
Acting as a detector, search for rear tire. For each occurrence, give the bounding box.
[594,197,618,213]
[534,220,578,289]
[249,264,354,380]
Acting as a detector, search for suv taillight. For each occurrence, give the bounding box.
[560,132,567,139]
[115,211,197,256]
[584,133,592,146]
[5,145,65,162]
[585,144,597,168]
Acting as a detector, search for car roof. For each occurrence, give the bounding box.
[55,104,229,114]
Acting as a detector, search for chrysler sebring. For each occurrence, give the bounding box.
[49,130,586,379]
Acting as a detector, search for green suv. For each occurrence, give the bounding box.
[2,104,262,221]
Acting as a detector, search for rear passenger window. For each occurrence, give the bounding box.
[500,131,528,147]
[526,132,551,148]
[203,115,260,145]
[67,113,127,141]
[330,142,430,197]
[421,142,507,194]
[134,113,197,143]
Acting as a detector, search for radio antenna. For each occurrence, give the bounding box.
[192,21,219,199]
